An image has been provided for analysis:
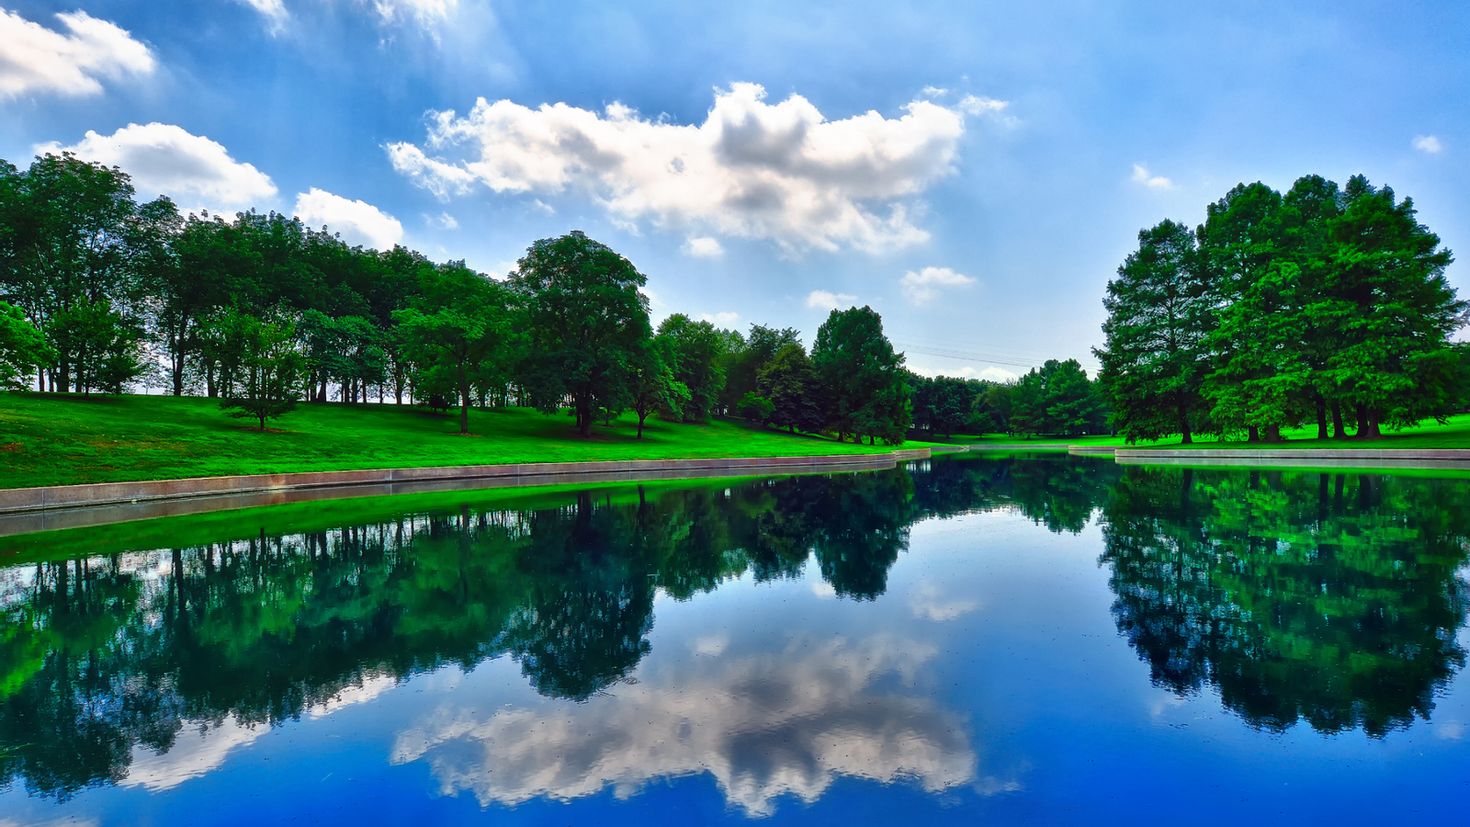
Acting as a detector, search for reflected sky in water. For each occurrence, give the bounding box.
[1,456,1468,825]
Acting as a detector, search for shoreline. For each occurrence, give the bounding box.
[0,449,943,537]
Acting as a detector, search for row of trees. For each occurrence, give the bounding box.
[906,358,1110,439]
[1096,173,1468,443]
[0,153,915,441]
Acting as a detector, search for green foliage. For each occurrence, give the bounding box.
[720,323,801,414]
[1096,219,1211,443]
[736,391,774,423]
[394,264,511,434]
[1101,173,1466,443]
[811,305,910,443]
[510,231,653,437]
[757,342,825,434]
[1009,359,1107,437]
[655,313,728,422]
[217,309,306,430]
[0,301,51,389]
[628,340,688,438]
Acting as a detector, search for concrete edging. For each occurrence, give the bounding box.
[0,449,935,516]
[1113,447,1470,470]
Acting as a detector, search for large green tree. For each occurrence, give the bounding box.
[394,264,512,434]
[509,232,653,437]
[0,301,51,389]
[811,305,910,443]
[1096,219,1211,443]
[655,313,727,422]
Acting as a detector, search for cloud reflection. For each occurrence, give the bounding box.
[393,636,1000,816]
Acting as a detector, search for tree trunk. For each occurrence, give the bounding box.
[636,412,647,439]
[1247,426,1259,443]
[1315,397,1328,440]
[1331,400,1345,439]
[1264,424,1282,442]
[458,370,471,435]
[1354,403,1369,439]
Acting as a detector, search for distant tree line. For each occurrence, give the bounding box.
[906,358,1111,439]
[1096,173,1469,443]
[0,153,914,441]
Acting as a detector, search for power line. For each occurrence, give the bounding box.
[890,341,1041,370]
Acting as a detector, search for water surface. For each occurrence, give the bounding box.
[2,455,1467,824]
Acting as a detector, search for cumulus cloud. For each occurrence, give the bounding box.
[392,636,992,817]
[683,236,724,258]
[900,266,975,305]
[294,187,405,250]
[0,8,155,98]
[1130,163,1173,190]
[806,289,858,311]
[36,123,277,214]
[1413,134,1443,155]
[387,83,1007,253]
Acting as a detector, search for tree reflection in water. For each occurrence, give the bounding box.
[1,455,1468,803]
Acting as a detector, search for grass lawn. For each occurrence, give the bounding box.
[945,413,1470,450]
[0,392,932,489]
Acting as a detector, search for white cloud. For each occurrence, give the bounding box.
[387,83,1008,253]
[235,0,457,32]
[0,8,155,98]
[683,236,724,258]
[908,362,1019,383]
[427,211,459,230]
[1413,134,1444,155]
[392,636,990,817]
[1130,163,1173,190]
[529,198,555,215]
[698,311,740,327]
[908,581,981,622]
[920,85,949,99]
[294,187,405,250]
[36,123,277,214]
[806,289,857,311]
[371,0,459,28]
[235,0,288,31]
[900,266,975,305]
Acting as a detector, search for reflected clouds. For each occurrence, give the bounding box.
[392,635,1005,817]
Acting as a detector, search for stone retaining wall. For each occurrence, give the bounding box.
[0,449,935,517]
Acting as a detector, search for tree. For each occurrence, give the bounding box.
[394,264,511,435]
[721,323,802,413]
[1010,359,1106,437]
[627,341,688,439]
[1324,177,1464,437]
[655,313,728,422]
[758,342,825,434]
[218,309,306,430]
[0,301,51,389]
[509,232,653,437]
[909,373,977,438]
[1096,219,1211,443]
[811,306,908,443]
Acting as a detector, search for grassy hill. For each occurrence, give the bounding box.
[0,393,927,489]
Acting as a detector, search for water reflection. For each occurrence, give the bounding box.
[1,454,1468,815]
[395,635,982,816]
[1100,466,1470,736]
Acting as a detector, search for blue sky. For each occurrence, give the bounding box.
[2,1,1465,380]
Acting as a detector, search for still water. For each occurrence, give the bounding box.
[1,454,1467,824]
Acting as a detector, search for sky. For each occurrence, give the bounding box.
[2,0,1466,381]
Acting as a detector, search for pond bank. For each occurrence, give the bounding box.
[1111,447,1470,470]
[0,449,941,537]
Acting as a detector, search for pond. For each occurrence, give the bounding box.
[1,454,1467,825]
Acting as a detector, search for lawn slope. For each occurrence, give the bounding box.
[0,393,926,489]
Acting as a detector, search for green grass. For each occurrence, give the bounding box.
[0,392,931,489]
[954,414,1470,451]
